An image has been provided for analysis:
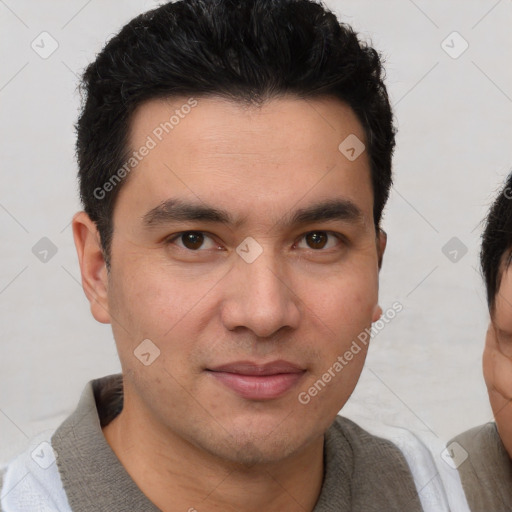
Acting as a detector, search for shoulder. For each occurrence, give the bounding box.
[0,430,72,512]
[329,415,471,512]
[329,415,429,466]
[450,422,512,511]
[322,415,425,511]
[0,374,117,512]
[451,421,504,454]
[329,415,406,463]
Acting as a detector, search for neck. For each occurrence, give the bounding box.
[102,392,325,512]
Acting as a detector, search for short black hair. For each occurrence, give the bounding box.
[481,171,512,312]
[76,0,396,268]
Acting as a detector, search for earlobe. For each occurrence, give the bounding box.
[72,211,111,324]
[372,304,383,323]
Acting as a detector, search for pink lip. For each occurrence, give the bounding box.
[206,360,306,400]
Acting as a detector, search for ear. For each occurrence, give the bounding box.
[377,228,387,270]
[72,211,111,324]
[371,228,387,323]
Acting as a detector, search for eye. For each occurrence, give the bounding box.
[296,231,344,250]
[166,231,220,251]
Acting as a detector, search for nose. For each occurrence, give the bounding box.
[220,243,301,338]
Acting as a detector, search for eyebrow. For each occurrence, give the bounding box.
[141,198,364,230]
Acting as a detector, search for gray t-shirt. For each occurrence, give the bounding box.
[450,422,512,512]
[2,373,424,511]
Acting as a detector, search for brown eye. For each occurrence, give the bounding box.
[168,231,218,251]
[181,232,205,250]
[297,231,341,250]
[306,232,328,249]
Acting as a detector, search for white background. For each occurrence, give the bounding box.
[1,0,511,465]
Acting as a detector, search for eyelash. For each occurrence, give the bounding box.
[165,230,346,252]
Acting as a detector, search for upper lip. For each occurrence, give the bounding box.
[207,360,305,376]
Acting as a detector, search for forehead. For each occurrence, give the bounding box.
[116,94,374,228]
[128,94,367,157]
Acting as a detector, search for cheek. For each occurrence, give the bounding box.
[109,257,210,335]
[482,345,494,390]
[301,273,376,390]
[483,342,512,407]
[314,269,378,332]
[107,258,227,385]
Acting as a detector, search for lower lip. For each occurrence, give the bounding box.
[207,371,305,400]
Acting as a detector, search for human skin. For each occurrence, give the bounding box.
[72,95,386,512]
[483,262,512,459]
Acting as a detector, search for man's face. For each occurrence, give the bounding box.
[484,260,512,458]
[90,95,384,465]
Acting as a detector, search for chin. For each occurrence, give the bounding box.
[192,421,306,467]
[218,436,302,467]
